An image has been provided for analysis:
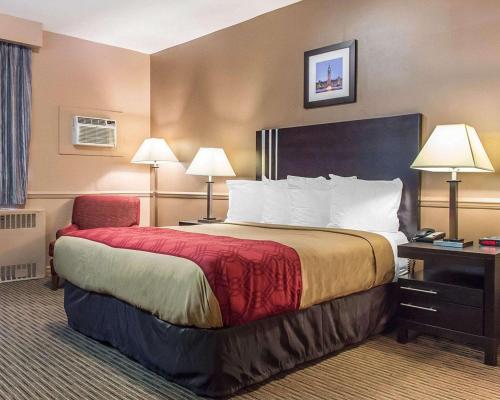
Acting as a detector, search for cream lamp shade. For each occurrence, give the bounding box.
[186,147,235,177]
[411,124,494,173]
[131,138,178,165]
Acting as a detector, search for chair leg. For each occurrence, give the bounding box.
[51,274,59,290]
[50,259,59,290]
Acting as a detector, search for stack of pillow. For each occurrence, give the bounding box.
[226,175,403,233]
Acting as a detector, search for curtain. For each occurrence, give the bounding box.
[0,42,32,207]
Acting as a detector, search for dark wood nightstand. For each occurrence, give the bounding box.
[397,242,500,365]
[178,220,223,226]
[178,220,202,226]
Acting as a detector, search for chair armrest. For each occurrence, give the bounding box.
[56,224,79,239]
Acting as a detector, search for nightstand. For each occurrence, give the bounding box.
[178,220,202,226]
[178,220,223,226]
[397,242,500,365]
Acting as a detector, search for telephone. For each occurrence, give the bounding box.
[413,228,446,243]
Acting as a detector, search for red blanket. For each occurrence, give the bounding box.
[66,227,302,326]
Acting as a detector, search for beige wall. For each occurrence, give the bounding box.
[6,0,500,243]
[156,195,228,226]
[24,31,151,254]
[0,13,42,48]
[151,0,500,239]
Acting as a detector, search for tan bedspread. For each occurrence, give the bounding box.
[54,223,394,328]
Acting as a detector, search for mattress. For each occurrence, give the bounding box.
[54,222,397,328]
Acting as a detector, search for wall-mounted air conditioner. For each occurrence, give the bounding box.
[72,115,117,147]
[0,209,46,283]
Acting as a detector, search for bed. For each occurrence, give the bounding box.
[55,113,422,397]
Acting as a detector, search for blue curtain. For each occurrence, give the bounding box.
[0,42,32,207]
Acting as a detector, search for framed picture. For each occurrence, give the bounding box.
[304,40,357,108]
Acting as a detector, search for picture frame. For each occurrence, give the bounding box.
[304,40,357,108]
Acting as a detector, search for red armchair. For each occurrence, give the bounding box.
[49,195,140,289]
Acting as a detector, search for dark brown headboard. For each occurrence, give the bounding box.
[256,113,422,238]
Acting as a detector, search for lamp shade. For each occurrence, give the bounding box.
[131,138,178,164]
[186,147,235,177]
[411,124,494,173]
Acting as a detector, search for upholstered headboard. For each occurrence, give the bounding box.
[256,113,422,238]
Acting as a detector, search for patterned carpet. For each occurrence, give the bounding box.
[1,279,499,400]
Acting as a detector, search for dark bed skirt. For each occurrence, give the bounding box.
[64,282,397,397]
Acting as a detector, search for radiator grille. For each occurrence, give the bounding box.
[0,210,45,283]
[0,213,36,229]
[0,263,38,282]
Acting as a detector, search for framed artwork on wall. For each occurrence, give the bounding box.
[304,39,357,108]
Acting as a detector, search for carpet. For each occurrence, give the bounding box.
[0,279,499,399]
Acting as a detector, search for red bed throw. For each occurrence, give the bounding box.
[66,227,302,326]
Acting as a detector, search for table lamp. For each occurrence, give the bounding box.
[186,147,235,223]
[411,124,494,243]
[131,138,178,226]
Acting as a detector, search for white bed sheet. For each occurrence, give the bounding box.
[373,231,409,280]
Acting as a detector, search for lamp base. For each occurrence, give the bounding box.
[197,218,223,224]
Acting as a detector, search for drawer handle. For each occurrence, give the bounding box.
[400,302,437,312]
[400,286,437,295]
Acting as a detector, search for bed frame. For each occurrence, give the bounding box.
[64,113,422,397]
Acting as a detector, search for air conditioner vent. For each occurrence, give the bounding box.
[72,115,117,148]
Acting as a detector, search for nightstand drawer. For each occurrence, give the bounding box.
[399,300,483,335]
[398,278,483,308]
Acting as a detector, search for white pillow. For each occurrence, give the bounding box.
[327,178,403,233]
[226,180,263,223]
[329,174,357,183]
[261,177,291,225]
[287,176,332,227]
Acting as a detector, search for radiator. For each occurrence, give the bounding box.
[0,209,46,283]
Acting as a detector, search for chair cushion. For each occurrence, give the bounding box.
[56,224,80,239]
[72,195,140,229]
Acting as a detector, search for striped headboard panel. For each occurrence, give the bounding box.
[256,129,279,180]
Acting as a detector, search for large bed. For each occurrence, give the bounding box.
[54,113,422,397]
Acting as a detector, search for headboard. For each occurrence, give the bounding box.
[256,113,422,238]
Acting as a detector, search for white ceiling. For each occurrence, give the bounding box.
[0,0,300,54]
